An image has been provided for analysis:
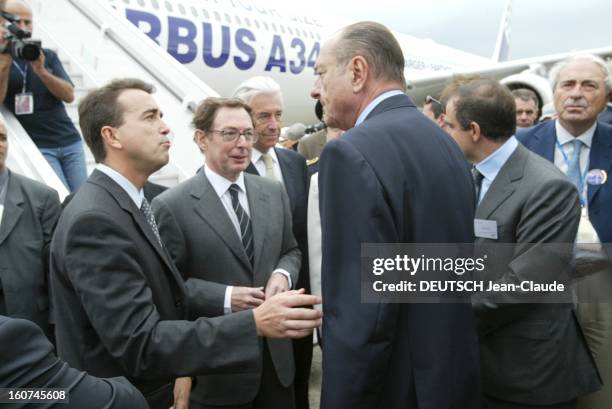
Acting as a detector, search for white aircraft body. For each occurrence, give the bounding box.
[105,0,612,126]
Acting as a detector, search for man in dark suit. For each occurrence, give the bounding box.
[517,55,612,409]
[50,78,322,409]
[310,22,481,409]
[0,119,60,342]
[446,78,600,408]
[0,315,149,408]
[233,76,312,409]
[598,102,612,124]
[153,97,301,409]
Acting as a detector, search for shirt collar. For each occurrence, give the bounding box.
[204,164,246,198]
[475,136,519,182]
[355,90,404,127]
[251,146,278,164]
[96,164,144,208]
[555,120,596,148]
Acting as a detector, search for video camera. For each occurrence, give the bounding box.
[1,11,41,61]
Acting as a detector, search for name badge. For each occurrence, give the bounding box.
[15,92,33,115]
[474,218,498,240]
[586,169,607,186]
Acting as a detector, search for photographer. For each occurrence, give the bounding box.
[0,0,86,192]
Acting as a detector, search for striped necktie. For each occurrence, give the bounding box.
[228,184,254,266]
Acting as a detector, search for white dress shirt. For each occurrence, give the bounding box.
[204,165,292,314]
[474,136,519,205]
[251,147,284,184]
[97,164,145,208]
[553,120,595,202]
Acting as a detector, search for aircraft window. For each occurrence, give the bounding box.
[244,17,251,27]
[122,0,129,4]
[178,3,186,14]
[190,6,198,17]
[225,13,231,23]
[280,25,285,34]
[137,0,144,6]
[150,0,159,9]
[235,16,242,25]
[214,11,221,21]
[263,21,269,30]
[164,1,172,13]
[254,20,260,29]
[202,9,210,19]
[288,27,293,35]
[271,23,277,32]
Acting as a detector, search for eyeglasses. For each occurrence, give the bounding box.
[425,95,442,106]
[209,128,258,143]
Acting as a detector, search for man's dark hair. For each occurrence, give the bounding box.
[424,95,443,119]
[192,97,252,133]
[78,78,154,163]
[454,79,516,141]
[336,21,406,89]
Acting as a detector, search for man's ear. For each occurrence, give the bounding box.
[470,121,482,143]
[194,129,208,153]
[350,55,368,93]
[100,125,122,150]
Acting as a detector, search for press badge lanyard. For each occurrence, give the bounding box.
[12,60,27,92]
[12,61,33,115]
[556,138,588,207]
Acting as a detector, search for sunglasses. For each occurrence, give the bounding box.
[425,95,442,106]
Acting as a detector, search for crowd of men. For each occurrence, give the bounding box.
[0,2,611,409]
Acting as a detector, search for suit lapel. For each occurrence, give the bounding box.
[90,171,176,273]
[190,172,253,271]
[245,175,269,276]
[587,123,612,205]
[532,121,557,161]
[475,146,526,220]
[0,172,24,246]
[275,148,295,209]
[245,161,259,176]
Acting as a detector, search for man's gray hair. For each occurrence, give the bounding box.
[335,21,406,90]
[232,76,283,106]
[549,54,612,93]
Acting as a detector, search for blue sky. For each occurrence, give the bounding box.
[287,0,611,59]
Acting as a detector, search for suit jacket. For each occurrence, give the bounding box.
[517,120,612,249]
[0,170,60,341]
[598,105,612,125]
[0,315,148,409]
[151,171,300,406]
[51,170,259,409]
[246,147,309,290]
[297,129,326,160]
[473,144,601,404]
[318,93,481,409]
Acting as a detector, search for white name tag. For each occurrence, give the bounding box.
[474,218,498,240]
[15,92,34,115]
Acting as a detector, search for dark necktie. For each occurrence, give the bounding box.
[471,166,484,204]
[229,184,254,266]
[140,197,161,245]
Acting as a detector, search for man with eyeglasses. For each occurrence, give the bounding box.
[234,76,312,409]
[52,80,320,409]
[422,94,446,129]
[152,97,303,409]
